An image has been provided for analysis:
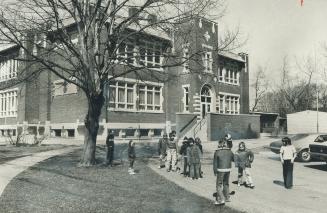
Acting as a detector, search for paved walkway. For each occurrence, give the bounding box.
[149,137,281,213]
[0,147,79,196]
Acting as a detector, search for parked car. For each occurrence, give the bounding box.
[269,134,325,162]
[309,135,327,163]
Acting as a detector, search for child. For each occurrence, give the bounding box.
[195,137,203,178]
[187,138,201,180]
[234,142,254,188]
[179,137,189,177]
[128,140,136,175]
[213,139,234,205]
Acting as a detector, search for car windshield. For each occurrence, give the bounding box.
[314,135,327,143]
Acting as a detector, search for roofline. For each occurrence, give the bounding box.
[218,51,246,63]
[251,112,279,115]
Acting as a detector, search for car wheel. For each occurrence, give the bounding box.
[299,149,311,162]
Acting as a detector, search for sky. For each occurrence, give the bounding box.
[218,0,327,86]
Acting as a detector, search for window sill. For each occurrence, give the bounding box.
[218,81,240,86]
[108,108,164,114]
[0,116,17,118]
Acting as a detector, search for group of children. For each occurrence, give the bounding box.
[213,135,255,206]
[158,131,204,180]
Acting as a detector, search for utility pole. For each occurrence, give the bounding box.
[317,89,319,133]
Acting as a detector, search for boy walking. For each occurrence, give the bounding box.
[213,139,234,206]
[234,142,255,188]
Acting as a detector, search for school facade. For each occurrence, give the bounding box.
[0,16,259,142]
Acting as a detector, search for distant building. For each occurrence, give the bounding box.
[287,110,327,134]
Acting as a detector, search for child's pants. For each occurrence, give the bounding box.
[159,154,166,167]
[183,156,188,175]
[216,171,230,202]
[165,149,177,171]
[129,158,135,169]
[190,163,200,179]
[238,167,253,185]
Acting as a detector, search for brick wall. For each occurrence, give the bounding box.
[207,112,260,141]
[50,90,88,123]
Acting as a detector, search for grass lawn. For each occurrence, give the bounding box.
[0,144,242,213]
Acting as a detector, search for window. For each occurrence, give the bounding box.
[183,46,190,72]
[203,51,212,73]
[109,80,162,112]
[183,85,190,112]
[218,63,239,85]
[0,89,18,118]
[217,93,240,114]
[117,42,135,64]
[0,57,18,82]
[139,41,162,69]
[53,79,78,96]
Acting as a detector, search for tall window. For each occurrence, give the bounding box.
[0,57,18,82]
[0,89,18,118]
[183,85,190,112]
[217,93,240,114]
[203,51,212,73]
[109,80,162,112]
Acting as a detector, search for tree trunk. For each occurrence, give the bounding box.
[80,93,105,166]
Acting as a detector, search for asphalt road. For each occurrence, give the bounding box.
[240,150,327,213]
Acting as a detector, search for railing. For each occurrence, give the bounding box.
[193,115,207,138]
[179,115,198,136]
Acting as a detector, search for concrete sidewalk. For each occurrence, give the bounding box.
[0,147,80,196]
[149,137,287,213]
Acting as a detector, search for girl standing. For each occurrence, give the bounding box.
[280,137,297,189]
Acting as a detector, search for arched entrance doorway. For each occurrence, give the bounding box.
[200,85,212,118]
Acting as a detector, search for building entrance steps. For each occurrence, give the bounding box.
[178,116,208,142]
[0,147,79,196]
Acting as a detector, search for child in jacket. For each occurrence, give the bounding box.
[234,142,254,188]
[213,139,234,205]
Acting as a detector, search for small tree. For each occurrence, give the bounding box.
[251,65,268,112]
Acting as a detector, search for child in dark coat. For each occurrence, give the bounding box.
[195,137,203,178]
[105,132,115,166]
[187,138,202,180]
[128,140,136,175]
[234,142,254,188]
[179,137,189,177]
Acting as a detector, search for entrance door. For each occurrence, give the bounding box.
[200,86,212,118]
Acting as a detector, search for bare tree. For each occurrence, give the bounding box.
[0,0,231,166]
[279,56,315,112]
[251,65,268,112]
